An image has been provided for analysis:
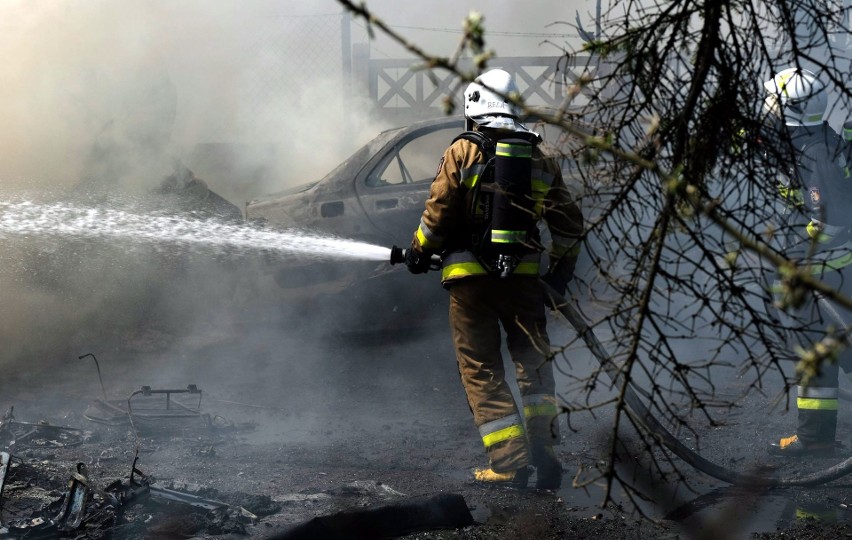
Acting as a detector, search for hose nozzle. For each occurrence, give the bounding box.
[389,245,406,265]
[389,245,442,270]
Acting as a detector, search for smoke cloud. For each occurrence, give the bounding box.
[0,0,583,444]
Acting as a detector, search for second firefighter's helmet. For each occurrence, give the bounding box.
[464,69,525,131]
[763,68,827,127]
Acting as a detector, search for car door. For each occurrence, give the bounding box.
[355,123,459,246]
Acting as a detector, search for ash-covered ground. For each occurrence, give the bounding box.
[3,254,852,540]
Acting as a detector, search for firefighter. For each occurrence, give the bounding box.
[763,68,852,456]
[404,69,583,488]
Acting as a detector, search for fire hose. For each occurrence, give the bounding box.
[389,246,852,487]
[537,280,852,487]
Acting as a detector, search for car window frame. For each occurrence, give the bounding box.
[363,123,459,189]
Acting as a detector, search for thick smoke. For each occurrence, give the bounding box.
[0,0,580,445]
[0,1,385,386]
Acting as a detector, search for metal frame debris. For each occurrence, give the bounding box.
[0,454,256,538]
[0,408,91,449]
[84,385,206,429]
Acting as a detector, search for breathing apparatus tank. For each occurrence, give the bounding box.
[390,135,537,278]
[488,138,534,277]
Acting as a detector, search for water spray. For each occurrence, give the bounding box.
[11,198,851,486]
[0,200,391,263]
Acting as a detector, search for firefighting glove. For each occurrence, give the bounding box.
[405,248,431,274]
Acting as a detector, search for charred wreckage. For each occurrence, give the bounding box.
[0,355,475,539]
[0,356,262,539]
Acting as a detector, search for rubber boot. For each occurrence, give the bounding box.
[472,466,530,488]
[531,445,563,490]
[767,434,835,457]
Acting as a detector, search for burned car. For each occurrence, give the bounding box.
[244,117,463,333]
[246,117,460,252]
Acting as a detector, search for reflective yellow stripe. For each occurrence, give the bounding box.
[530,178,550,217]
[482,424,525,447]
[806,221,831,242]
[524,403,558,418]
[462,173,481,189]
[461,164,487,189]
[496,142,532,158]
[491,230,526,244]
[442,262,488,279]
[797,397,838,410]
[778,184,804,206]
[416,227,428,247]
[514,262,539,274]
[416,226,441,249]
[442,261,539,280]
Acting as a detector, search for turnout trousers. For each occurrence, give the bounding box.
[795,291,852,445]
[448,276,560,472]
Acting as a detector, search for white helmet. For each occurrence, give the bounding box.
[763,68,827,127]
[464,69,526,132]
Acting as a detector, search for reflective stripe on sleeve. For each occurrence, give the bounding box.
[531,169,555,216]
[461,164,487,189]
[416,218,444,249]
[479,414,525,448]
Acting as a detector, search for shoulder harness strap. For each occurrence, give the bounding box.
[453,130,496,160]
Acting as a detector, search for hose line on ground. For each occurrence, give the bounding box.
[540,280,852,487]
